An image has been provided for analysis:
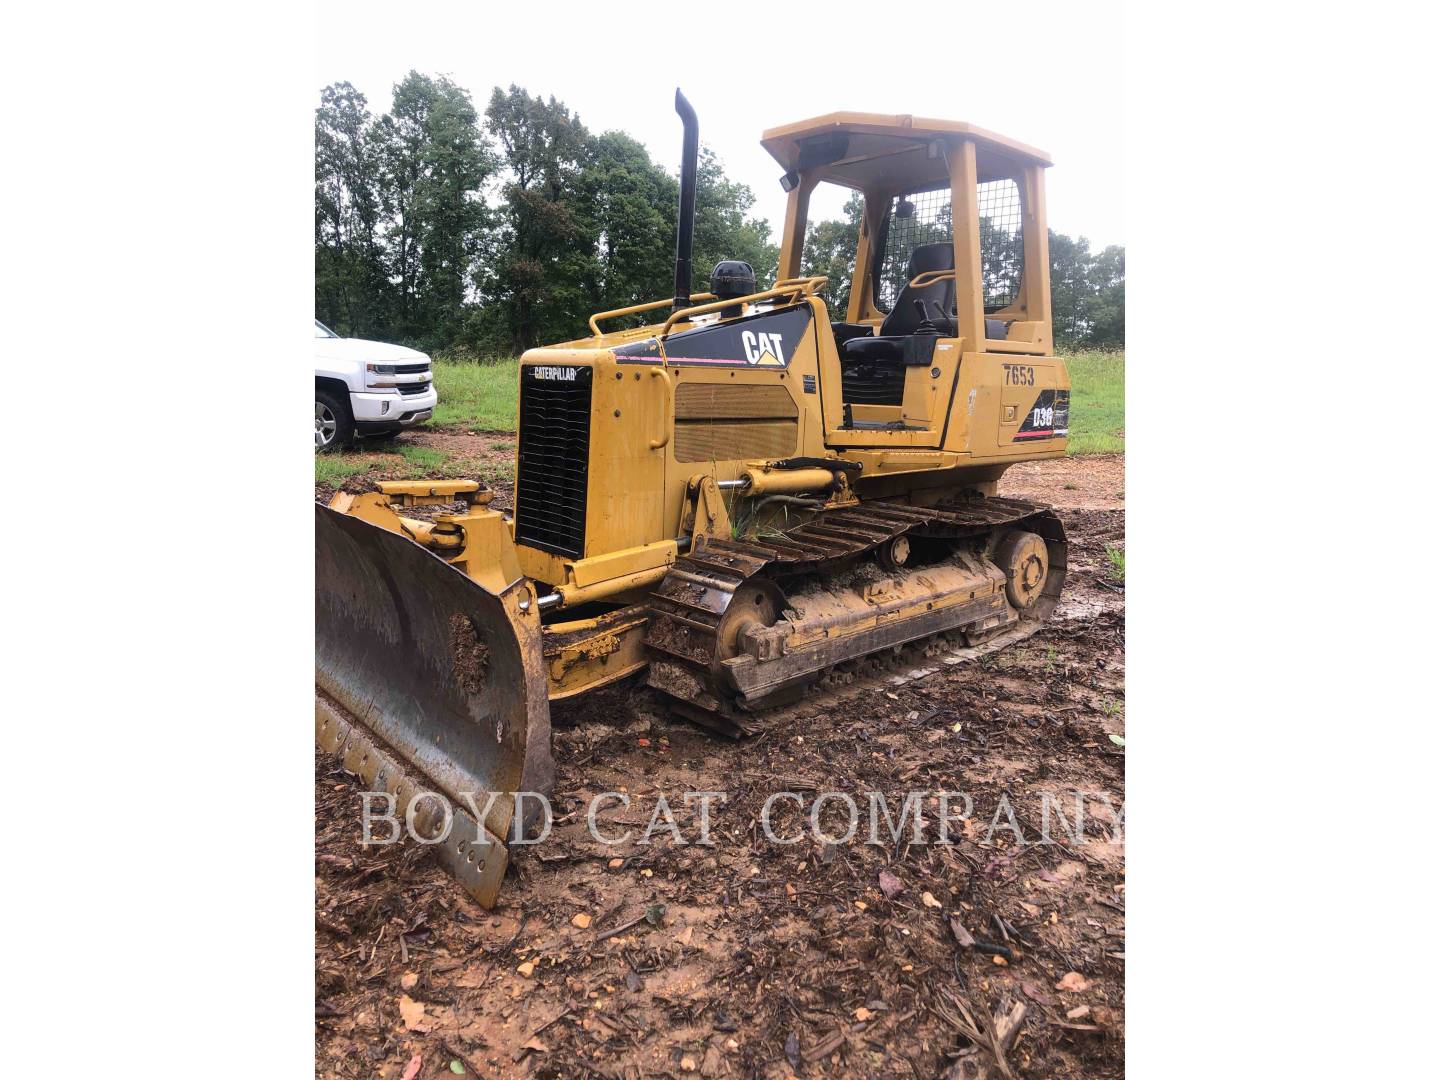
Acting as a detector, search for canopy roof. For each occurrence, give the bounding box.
[760,112,1051,193]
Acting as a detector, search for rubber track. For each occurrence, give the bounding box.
[643,497,1058,735]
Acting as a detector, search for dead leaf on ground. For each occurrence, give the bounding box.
[398,994,428,1032]
[1021,981,1054,1005]
[921,891,942,909]
[401,1053,423,1080]
[517,961,536,978]
[878,869,902,899]
[399,971,419,990]
[571,913,593,929]
[949,916,976,947]
[1056,971,1090,992]
[855,1006,873,1021]
[1067,1004,1092,1020]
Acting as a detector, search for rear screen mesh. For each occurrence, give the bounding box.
[872,179,1026,314]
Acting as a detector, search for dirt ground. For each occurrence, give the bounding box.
[315,451,1125,1079]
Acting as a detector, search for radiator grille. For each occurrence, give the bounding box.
[515,365,592,559]
[397,381,430,396]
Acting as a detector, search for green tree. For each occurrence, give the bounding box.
[575,131,678,321]
[979,213,1024,312]
[1085,244,1125,347]
[315,82,388,338]
[1048,231,1125,348]
[871,195,954,312]
[480,86,595,351]
[315,75,1122,356]
[477,92,778,348]
[1048,229,1092,348]
[801,191,864,317]
[692,147,778,292]
[373,72,492,349]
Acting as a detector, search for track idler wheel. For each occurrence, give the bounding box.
[876,534,911,571]
[713,579,783,668]
[995,529,1050,612]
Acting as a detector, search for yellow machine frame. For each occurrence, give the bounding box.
[318,103,1076,908]
[331,111,1070,704]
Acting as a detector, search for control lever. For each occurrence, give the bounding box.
[912,298,941,335]
[927,300,957,336]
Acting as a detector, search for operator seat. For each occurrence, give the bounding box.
[836,243,1011,413]
[841,242,957,363]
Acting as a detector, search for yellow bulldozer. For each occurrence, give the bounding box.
[316,91,1071,906]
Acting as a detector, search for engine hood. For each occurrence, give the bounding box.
[315,336,430,366]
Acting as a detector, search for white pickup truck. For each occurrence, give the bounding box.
[314,320,437,451]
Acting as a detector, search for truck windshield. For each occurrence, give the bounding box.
[315,320,338,339]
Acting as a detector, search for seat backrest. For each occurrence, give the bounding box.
[879,242,955,337]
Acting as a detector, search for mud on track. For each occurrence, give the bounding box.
[315,459,1125,1079]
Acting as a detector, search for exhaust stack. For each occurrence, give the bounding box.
[672,88,699,310]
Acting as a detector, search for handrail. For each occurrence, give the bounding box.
[648,368,672,449]
[658,279,825,341]
[773,275,830,292]
[588,293,715,337]
[907,269,956,289]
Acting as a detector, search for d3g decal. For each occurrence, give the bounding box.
[613,304,812,368]
[1013,389,1071,441]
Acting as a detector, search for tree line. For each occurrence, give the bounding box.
[316,74,1123,356]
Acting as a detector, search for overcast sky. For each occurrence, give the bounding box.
[317,0,1122,250]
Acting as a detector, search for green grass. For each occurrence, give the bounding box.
[1105,545,1126,582]
[397,445,447,472]
[429,357,518,431]
[314,456,370,487]
[1062,349,1125,455]
[315,432,515,493]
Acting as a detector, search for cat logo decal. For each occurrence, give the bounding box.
[741,330,785,366]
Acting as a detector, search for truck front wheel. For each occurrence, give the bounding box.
[315,387,355,453]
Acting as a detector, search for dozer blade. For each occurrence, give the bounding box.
[314,504,553,908]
